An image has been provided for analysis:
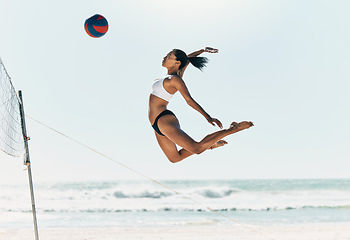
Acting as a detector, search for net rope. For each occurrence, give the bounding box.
[0,58,24,157]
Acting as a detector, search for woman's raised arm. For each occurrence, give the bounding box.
[188,47,218,57]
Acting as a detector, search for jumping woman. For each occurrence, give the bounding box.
[149,47,253,163]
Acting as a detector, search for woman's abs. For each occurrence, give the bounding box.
[149,94,169,124]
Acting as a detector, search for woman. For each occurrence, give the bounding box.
[149,47,253,163]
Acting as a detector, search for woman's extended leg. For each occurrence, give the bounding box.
[156,114,253,163]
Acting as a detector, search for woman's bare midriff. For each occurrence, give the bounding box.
[148,94,169,124]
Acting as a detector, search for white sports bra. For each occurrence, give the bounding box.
[151,75,175,102]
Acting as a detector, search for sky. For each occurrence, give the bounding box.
[0,0,349,183]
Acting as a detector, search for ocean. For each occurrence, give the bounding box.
[1,179,350,228]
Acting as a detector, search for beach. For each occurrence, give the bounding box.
[1,179,350,239]
[2,224,350,240]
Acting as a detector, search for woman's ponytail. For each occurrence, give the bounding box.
[188,56,208,71]
[173,49,209,71]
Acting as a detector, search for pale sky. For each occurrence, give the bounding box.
[0,0,349,183]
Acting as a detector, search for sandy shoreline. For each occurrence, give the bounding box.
[1,224,350,240]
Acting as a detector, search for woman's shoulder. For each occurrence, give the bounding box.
[168,75,186,89]
[168,74,183,82]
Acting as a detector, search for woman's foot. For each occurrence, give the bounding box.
[229,121,254,133]
[208,140,228,150]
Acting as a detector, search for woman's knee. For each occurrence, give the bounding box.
[167,155,181,164]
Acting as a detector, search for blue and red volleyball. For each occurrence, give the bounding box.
[84,14,109,38]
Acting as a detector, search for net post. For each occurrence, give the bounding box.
[18,90,39,240]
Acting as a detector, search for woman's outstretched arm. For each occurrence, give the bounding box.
[171,75,222,128]
[188,47,218,57]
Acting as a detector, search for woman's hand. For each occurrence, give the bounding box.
[208,117,223,129]
[204,47,219,53]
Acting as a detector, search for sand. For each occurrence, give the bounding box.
[1,224,350,240]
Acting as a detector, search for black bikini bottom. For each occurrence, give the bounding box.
[152,110,175,136]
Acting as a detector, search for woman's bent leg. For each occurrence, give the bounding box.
[157,115,253,161]
[155,133,194,163]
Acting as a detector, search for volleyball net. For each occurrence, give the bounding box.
[0,57,39,240]
[0,58,25,158]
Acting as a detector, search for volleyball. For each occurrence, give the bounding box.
[84,14,109,38]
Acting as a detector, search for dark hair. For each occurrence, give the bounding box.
[172,49,208,71]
